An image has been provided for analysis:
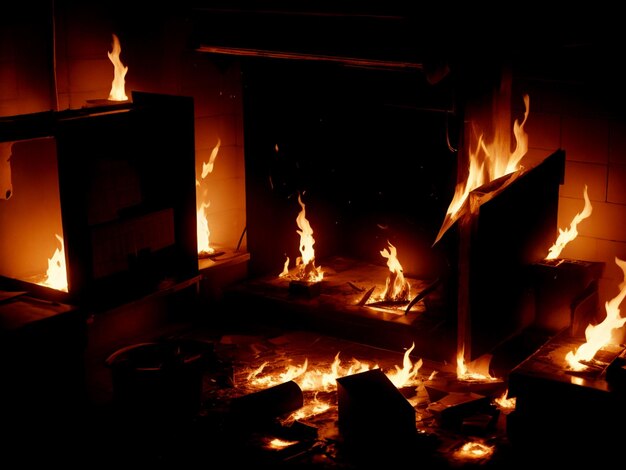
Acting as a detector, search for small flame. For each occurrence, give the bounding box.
[385,342,422,388]
[196,139,221,256]
[37,234,68,292]
[107,34,128,101]
[456,346,497,382]
[452,440,495,461]
[284,393,332,422]
[435,94,529,244]
[294,194,323,282]
[267,438,297,449]
[379,241,410,302]
[545,185,592,260]
[566,257,626,371]
[278,256,290,278]
[494,389,516,411]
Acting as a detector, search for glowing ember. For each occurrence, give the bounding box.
[379,241,410,302]
[435,94,530,244]
[36,233,68,292]
[385,342,422,388]
[452,440,495,461]
[545,185,592,260]
[494,389,516,411]
[107,33,128,101]
[566,257,626,371]
[196,138,221,256]
[280,194,323,282]
[456,346,498,382]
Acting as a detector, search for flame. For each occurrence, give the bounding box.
[284,393,332,422]
[379,241,410,302]
[37,234,68,292]
[452,440,495,461]
[565,257,626,371]
[545,185,592,260]
[267,438,297,449]
[294,194,323,282]
[385,342,422,388]
[196,138,221,256]
[435,94,529,244]
[107,34,128,101]
[278,256,290,277]
[456,346,497,382]
[494,389,516,411]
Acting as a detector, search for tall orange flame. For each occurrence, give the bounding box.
[385,342,422,388]
[545,185,592,260]
[196,138,221,256]
[435,94,530,244]
[107,33,128,101]
[565,257,626,371]
[294,194,323,282]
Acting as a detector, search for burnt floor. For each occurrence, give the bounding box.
[4,310,618,469]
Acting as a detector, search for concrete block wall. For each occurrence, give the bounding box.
[521,76,626,314]
[1,3,247,252]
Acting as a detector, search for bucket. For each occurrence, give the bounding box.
[106,339,212,420]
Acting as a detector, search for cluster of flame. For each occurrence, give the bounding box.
[196,139,221,256]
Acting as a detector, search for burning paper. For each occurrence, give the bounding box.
[545,184,592,260]
[196,138,221,257]
[107,33,128,101]
[435,94,530,244]
[565,257,626,371]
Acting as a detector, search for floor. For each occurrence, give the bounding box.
[3,294,613,469]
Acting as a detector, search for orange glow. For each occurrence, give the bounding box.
[36,234,68,292]
[566,257,626,371]
[385,342,422,388]
[456,346,498,382]
[379,241,411,302]
[196,138,221,256]
[107,34,128,101]
[545,185,592,260]
[435,94,530,244]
